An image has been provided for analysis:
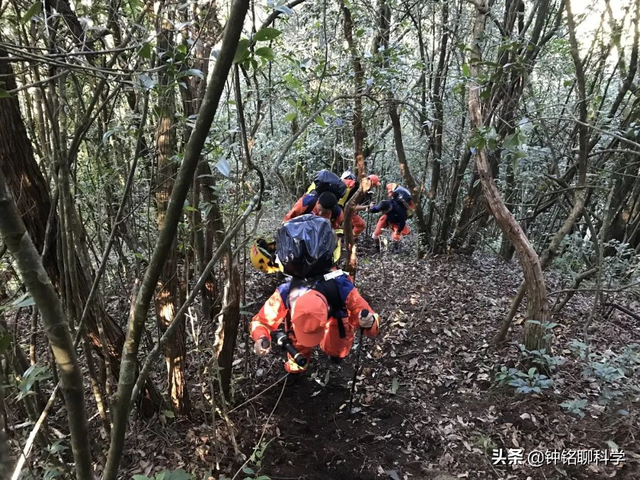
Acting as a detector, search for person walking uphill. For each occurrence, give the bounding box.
[251,272,380,373]
[370,199,410,250]
[284,191,344,229]
[339,171,381,237]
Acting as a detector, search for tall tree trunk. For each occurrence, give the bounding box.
[0,49,161,417]
[425,2,449,244]
[340,0,367,175]
[103,1,249,476]
[451,0,554,254]
[154,10,190,415]
[494,0,590,344]
[499,158,516,261]
[438,150,471,252]
[468,1,550,351]
[0,168,93,480]
[388,97,429,255]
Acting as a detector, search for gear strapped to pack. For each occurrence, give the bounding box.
[290,270,348,339]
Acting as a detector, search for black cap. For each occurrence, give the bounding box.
[318,191,338,209]
[379,200,391,211]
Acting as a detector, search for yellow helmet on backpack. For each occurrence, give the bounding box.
[250,238,281,274]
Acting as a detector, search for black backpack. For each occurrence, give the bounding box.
[276,215,336,278]
[312,170,347,199]
[392,186,412,204]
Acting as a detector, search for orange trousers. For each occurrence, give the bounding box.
[284,317,355,373]
[351,213,366,236]
[373,214,411,241]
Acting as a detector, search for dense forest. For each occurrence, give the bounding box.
[0,0,639,478]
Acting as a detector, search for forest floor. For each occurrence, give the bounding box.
[115,232,640,480]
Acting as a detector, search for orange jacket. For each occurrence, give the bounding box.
[251,276,379,343]
[283,194,344,229]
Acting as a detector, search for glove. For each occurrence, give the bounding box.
[359,310,375,329]
[254,336,271,356]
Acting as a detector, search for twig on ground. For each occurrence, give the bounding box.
[231,374,289,480]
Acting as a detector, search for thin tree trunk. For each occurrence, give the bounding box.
[344,179,372,279]
[0,169,93,480]
[153,9,190,415]
[103,1,249,476]
[425,2,449,243]
[493,0,590,344]
[0,48,161,416]
[340,0,367,175]
[468,1,550,351]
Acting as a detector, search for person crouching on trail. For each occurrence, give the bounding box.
[386,182,415,211]
[284,191,344,230]
[370,199,410,249]
[251,273,380,373]
[339,171,381,237]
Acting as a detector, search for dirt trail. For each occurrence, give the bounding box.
[233,244,639,480]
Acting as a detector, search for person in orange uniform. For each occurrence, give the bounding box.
[251,272,380,373]
[339,172,381,237]
[283,191,343,229]
[370,199,411,249]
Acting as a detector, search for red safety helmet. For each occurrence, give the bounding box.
[368,174,380,187]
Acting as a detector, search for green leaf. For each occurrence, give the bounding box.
[255,46,275,62]
[0,89,11,98]
[314,115,326,127]
[133,476,152,480]
[284,112,297,122]
[242,467,255,475]
[462,63,471,77]
[166,469,191,480]
[216,158,231,177]
[234,38,251,64]
[163,409,175,418]
[503,132,519,151]
[12,292,35,309]
[181,68,205,79]
[606,440,620,451]
[391,377,399,395]
[139,74,157,90]
[275,5,293,15]
[254,27,281,42]
[23,1,42,23]
[43,468,63,480]
[0,335,12,354]
[138,42,152,60]
[18,364,51,400]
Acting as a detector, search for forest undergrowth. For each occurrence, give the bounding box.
[80,230,640,480]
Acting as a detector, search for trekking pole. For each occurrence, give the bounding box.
[269,330,307,367]
[348,309,368,415]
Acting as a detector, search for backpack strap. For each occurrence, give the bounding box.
[289,272,349,339]
[302,194,319,215]
[312,273,348,339]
